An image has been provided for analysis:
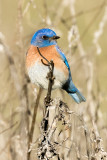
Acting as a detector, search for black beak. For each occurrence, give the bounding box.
[49,35,60,40]
[53,35,60,40]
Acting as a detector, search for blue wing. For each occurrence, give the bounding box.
[55,45,70,71]
[55,45,86,103]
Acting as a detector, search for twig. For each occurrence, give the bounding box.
[63,1,106,21]
[80,7,103,40]
[37,47,50,65]
[37,47,55,104]
[45,60,54,104]
[84,124,91,160]
[27,88,42,160]
[38,46,54,132]
[42,59,54,133]
[91,121,107,159]
[0,39,22,98]
[36,48,56,159]
[0,121,18,135]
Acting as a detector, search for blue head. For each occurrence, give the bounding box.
[31,28,60,48]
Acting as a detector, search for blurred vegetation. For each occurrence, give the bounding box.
[0,0,107,160]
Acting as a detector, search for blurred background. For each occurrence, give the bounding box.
[0,0,107,160]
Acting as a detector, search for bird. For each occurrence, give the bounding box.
[26,28,86,103]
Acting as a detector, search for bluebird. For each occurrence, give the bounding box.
[26,28,86,103]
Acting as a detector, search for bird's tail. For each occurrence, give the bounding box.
[69,90,86,104]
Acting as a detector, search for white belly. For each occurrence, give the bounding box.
[27,62,68,89]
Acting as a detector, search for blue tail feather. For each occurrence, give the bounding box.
[69,89,86,104]
[63,80,86,103]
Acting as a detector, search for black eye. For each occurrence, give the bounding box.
[42,35,49,40]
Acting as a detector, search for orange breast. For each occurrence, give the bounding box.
[26,45,69,77]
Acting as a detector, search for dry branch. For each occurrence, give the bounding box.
[28,88,42,160]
